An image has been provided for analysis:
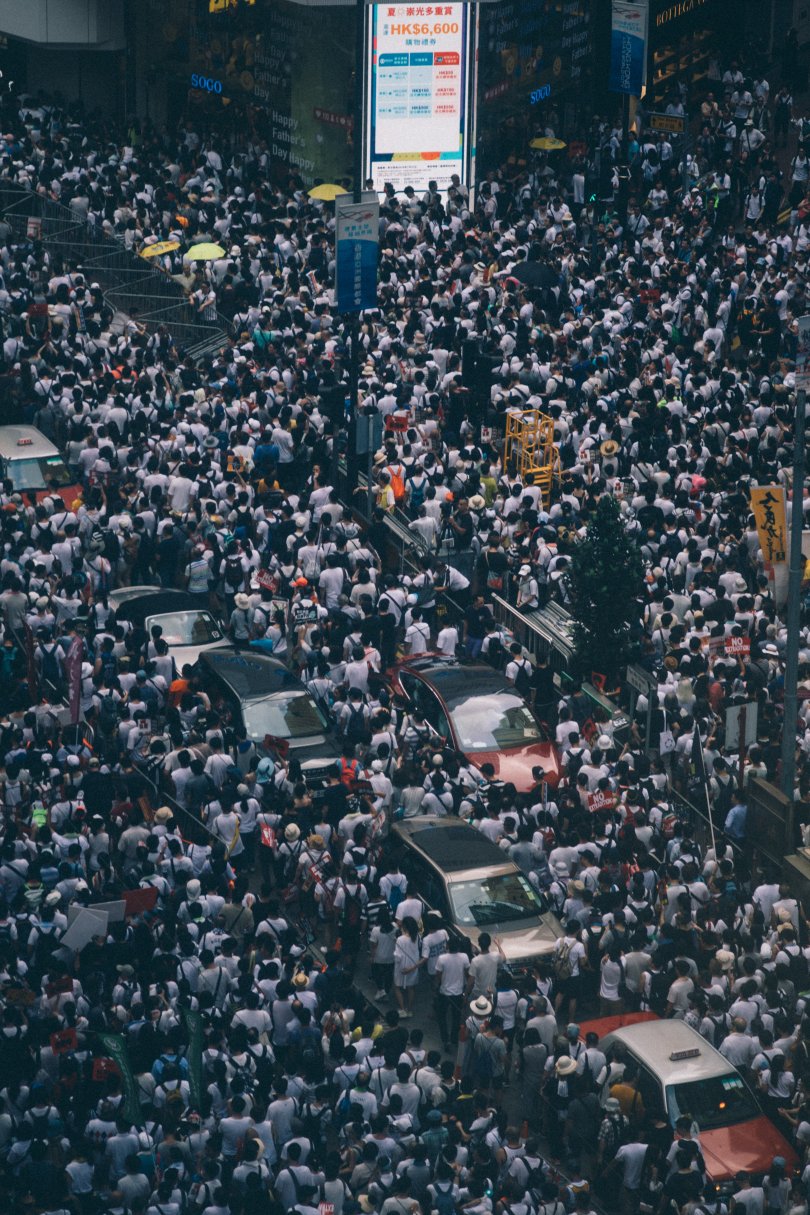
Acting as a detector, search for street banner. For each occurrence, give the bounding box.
[750,485,788,564]
[65,635,83,724]
[335,192,379,313]
[182,1008,204,1110]
[609,1,648,96]
[98,1033,143,1126]
[797,313,810,390]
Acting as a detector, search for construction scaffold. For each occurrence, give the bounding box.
[503,408,562,502]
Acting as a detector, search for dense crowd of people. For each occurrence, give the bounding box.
[0,35,806,1215]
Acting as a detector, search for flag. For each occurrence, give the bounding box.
[97,1033,143,1126]
[691,722,707,786]
[182,1008,204,1111]
[750,486,788,564]
[65,634,84,723]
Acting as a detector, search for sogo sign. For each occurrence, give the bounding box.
[190,74,223,94]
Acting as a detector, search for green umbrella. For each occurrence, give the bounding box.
[184,242,226,261]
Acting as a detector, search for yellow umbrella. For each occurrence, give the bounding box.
[308,183,348,201]
[530,136,567,151]
[139,240,180,259]
[185,242,226,261]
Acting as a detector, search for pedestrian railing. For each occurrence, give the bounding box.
[0,186,231,354]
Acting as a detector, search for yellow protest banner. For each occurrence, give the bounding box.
[751,486,788,564]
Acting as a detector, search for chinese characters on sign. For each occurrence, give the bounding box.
[609,0,648,97]
[335,193,380,314]
[366,1,470,194]
[750,486,788,564]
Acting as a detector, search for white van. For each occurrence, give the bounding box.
[0,425,79,505]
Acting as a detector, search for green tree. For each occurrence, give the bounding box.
[564,495,644,683]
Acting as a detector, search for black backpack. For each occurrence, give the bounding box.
[513,658,532,698]
[345,702,370,744]
[709,1013,731,1047]
[225,558,244,591]
[39,644,61,688]
[648,969,671,1015]
[99,693,120,734]
[341,883,363,930]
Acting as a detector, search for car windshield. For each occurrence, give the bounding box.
[148,611,222,646]
[6,455,72,491]
[243,693,327,742]
[448,871,545,926]
[667,1073,759,1131]
[449,691,542,752]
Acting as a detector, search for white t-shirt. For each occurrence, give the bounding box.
[435,951,470,995]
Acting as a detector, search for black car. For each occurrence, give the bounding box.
[197,647,340,783]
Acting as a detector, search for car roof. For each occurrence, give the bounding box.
[112,589,206,621]
[0,425,60,460]
[606,1019,732,1086]
[200,646,302,702]
[394,817,513,874]
[399,657,514,705]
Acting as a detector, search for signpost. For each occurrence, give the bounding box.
[626,663,657,752]
[335,192,379,314]
[726,701,758,790]
[782,316,809,797]
[648,111,685,134]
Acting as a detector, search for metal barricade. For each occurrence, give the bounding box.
[0,186,231,354]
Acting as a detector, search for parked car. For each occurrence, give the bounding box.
[387,655,560,790]
[391,816,562,976]
[0,425,80,507]
[579,1015,798,1185]
[198,647,340,784]
[109,587,228,670]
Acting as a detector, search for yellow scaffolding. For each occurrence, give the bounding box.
[503,409,561,503]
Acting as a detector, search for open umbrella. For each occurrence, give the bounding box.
[308,183,348,201]
[530,136,567,151]
[139,240,180,259]
[184,242,226,261]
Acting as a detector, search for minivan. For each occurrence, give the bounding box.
[0,425,80,507]
[391,817,562,975]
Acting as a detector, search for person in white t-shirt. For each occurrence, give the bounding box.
[435,937,470,1048]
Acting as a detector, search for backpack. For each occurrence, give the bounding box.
[554,938,574,981]
[225,558,244,591]
[388,881,406,913]
[161,1083,186,1116]
[648,969,671,1015]
[345,702,370,744]
[299,1100,329,1154]
[513,658,532,698]
[433,1182,456,1215]
[100,651,118,683]
[387,465,406,503]
[39,644,61,688]
[99,693,120,734]
[408,475,427,510]
[341,884,363,930]
[473,1036,496,1084]
[709,1013,731,1048]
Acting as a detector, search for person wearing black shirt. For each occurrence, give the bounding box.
[532,654,557,727]
[450,500,474,551]
[464,596,490,659]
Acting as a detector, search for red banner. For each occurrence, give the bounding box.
[122,886,158,917]
[588,789,616,813]
[50,1028,78,1055]
[724,636,751,657]
[65,635,84,724]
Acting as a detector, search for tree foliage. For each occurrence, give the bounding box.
[563,495,644,682]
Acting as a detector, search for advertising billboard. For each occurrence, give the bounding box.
[365,2,471,194]
[609,0,648,96]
